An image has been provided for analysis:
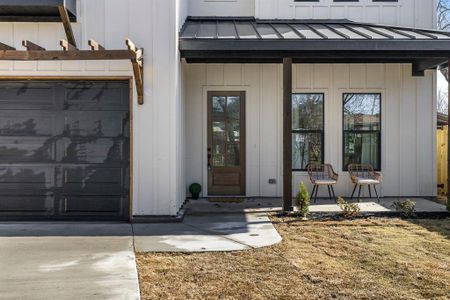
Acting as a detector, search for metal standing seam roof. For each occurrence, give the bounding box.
[179,17,450,72]
[181,17,450,40]
[0,0,77,22]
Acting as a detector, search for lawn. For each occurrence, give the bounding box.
[136,217,450,300]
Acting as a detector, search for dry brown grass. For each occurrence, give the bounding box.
[136,217,450,300]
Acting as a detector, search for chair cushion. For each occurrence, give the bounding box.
[314,179,337,185]
[355,177,380,184]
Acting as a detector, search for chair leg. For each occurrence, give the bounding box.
[373,185,380,203]
[314,185,319,203]
[331,185,336,202]
[311,185,316,202]
[368,185,372,199]
[357,185,362,202]
[350,184,357,199]
[327,185,333,200]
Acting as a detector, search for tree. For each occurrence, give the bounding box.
[438,0,450,82]
[438,88,448,114]
[438,0,450,31]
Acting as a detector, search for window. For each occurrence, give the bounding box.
[343,93,381,171]
[292,93,324,171]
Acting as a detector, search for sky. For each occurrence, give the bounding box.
[438,72,447,93]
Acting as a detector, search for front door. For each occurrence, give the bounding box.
[207,91,245,195]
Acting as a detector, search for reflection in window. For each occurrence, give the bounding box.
[343,93,381,171]
[211,95,241,167]
[292,93,324,170]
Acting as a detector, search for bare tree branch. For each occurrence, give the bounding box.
[438,0,450,91]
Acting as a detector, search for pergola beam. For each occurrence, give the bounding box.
[88,39,105,51]
[0,39,144,105]
[60,39,78,51]
[22,40,45,51]
[0,49,133,60]
[58,5,77,48]
[0,42,15,51]
[126,39,144,105]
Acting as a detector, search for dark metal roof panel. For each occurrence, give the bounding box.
[438,112,448,126]
[180,17,450,69]
[0,0,76,22]
[180,17,450,41]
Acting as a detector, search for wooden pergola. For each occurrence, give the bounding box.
[0,5,144,104]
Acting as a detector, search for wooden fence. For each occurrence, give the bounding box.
[437,125,448,196]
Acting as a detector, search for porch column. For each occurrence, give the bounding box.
[447,59,450,212]
[283,57,293,212]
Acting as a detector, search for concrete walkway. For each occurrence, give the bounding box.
[0,212,282,298]
[0,223,140,300]
[187,197,448,214]
[134,212,282,252]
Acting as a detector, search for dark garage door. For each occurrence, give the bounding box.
[0,80,130,221]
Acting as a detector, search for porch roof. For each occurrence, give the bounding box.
[180,17,450,74]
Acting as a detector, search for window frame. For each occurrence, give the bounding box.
[292,92,325,172]
[342,92,382,172]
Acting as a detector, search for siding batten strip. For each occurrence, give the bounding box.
[283,57,293,211]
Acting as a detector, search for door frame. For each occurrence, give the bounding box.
[0,76,134,221]
[205,89,247,196]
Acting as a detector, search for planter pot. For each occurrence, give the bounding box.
[192,193,200,200]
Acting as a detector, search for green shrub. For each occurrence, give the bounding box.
[189,183,202,200]
[392,199,416,218]
[337,197,361,218]
[295,182,310,218]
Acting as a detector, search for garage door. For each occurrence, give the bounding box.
[0,80,130,221]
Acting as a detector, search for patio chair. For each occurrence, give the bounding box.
[347,164,381,203]
[307,163,339,203]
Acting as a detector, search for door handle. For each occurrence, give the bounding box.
[207,148,212,170]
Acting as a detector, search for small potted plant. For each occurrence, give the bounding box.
[295,182,310,220]
[189,183,202,200]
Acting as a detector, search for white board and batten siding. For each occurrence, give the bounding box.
[257,0,437,28]
[0,0,187,216]
[189,0,437,29]
[184,63,437,198]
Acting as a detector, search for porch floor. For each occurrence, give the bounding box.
[186,197,448,215]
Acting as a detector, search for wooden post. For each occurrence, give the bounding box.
[447,59,450,212]
[283,58,293,212]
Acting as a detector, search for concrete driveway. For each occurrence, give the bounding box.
[0,212,282,299]
[0,223,140,300]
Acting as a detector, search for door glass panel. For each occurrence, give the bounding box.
[226,144,240,167]
[227,96,240,119]
[212,121,226,144]
[212,144,225,167]
[212,97,226,114]
[210,94,242,168]
[212,121,226,167]
[227,120,240,142]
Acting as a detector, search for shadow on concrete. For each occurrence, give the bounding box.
[0,213,252,238]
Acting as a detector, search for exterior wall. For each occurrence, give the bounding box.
[187,0,255,17]
[255,0,436,28]
[185,0,437,29]
[0,0,185,216]
[184,63,437,198]
[255,0,437,27]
